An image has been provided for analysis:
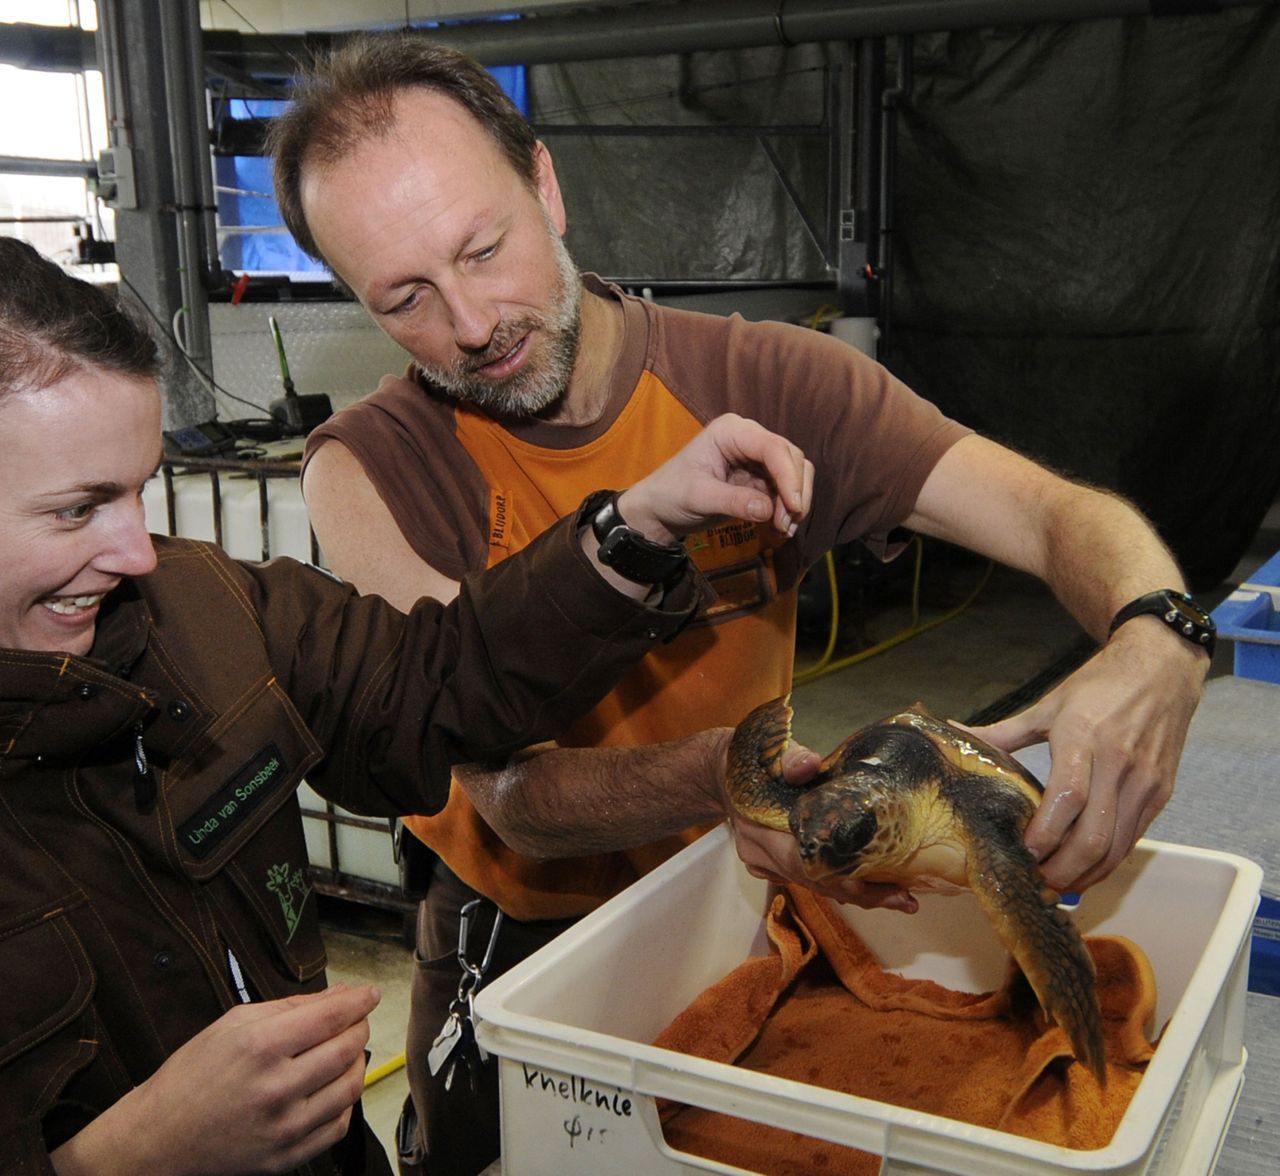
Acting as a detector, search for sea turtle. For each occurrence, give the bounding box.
[726,694,1106,1083]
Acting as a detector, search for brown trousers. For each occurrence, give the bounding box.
[397,864,578,1176]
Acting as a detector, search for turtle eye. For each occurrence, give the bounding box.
[790,789,878,872]
[828,806,878,864]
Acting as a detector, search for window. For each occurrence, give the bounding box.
[211,64,528,278]
[0,0,111,266]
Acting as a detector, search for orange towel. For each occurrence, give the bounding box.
[653,886,1157,1175]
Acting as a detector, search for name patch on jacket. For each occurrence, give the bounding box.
[178,743,287,859]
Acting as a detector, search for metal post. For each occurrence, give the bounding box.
[97,0,214,430]
[157,0,213,377]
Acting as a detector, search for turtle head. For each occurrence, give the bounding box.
[789,784,879,878]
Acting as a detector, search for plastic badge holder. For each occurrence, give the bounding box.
[475,826,1261,1176]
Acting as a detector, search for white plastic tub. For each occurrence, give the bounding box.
[475,826,1261,1176]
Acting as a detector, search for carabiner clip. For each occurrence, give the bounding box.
[456,897,503,984]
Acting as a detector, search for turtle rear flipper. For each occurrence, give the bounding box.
[962,824,1107,1084]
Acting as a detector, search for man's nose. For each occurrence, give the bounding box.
[446,286,500,352]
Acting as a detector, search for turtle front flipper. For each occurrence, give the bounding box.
[961,821,1107,1084]
[725,694,798,831]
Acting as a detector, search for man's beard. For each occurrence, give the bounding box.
[415,220,582,418]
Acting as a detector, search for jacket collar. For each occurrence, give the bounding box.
[0,582,156,764]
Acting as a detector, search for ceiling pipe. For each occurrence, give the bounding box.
[0,155,95,178]
[2,0,1272,73]
[0,21,96,71]
[393,0,1272,65]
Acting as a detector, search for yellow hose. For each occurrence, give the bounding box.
[364,1051,407,1088]
[793,539,992,686]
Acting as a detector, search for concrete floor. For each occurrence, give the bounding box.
[324,498,1280,1166]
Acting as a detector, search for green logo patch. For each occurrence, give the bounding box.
[267,862,313,942]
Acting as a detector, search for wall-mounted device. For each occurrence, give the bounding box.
[268,315,333,437]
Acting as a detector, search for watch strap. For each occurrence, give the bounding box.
[586,490,688,587]
[1108,589,1216,657]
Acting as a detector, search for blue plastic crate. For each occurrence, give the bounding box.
[1212,549,1280,683]
[1249,893,1280,996]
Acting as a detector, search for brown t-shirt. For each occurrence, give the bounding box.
[304,277,971,919]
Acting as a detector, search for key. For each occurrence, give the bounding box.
[443,1018,481,1094]
[427,1009,464,1077]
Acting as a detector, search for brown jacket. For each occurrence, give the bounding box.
[0,505,705,1173]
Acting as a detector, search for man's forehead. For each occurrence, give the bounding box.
[302,89,511,210]
[389,87,499,154]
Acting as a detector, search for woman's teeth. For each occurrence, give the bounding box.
[44,594,104,616]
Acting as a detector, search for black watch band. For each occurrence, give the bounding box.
[586,490,688,587]
[1107,588,1216,657]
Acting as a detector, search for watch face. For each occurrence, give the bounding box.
[1166,594,1212,627]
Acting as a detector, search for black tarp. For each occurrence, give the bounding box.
[530,44,833,283]
[531,7,1280,589]
[889,10,1280,588]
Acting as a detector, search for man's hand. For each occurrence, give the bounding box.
[618,413,814,544]
[970,618,1207,892]
[723,736,918,913]
[51,984,379,1176]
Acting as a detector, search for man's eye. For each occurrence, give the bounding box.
[58,502,95,523]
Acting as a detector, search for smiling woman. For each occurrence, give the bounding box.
[0,239,162,654]
[0,371,160,654]
[0,237,815,1176]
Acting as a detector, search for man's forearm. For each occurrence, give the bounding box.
[454,729,732,859]
[907,437,1193,641]
[1036,482,1187,640]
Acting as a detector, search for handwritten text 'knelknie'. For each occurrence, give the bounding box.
[521,1065,633,1117]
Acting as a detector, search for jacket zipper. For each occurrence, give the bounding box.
[133,723,156,810]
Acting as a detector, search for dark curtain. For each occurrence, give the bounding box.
[528,45,832,283]
[888,10,1280,588]
[527,10,1279,588]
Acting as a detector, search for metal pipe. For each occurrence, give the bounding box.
[3,1,1271,72]
[157,0,212,372]
[877,36,912,360]
[0,214,90,223]
[0,155,95,178]
[849,37,883,314]
[181,0,224,285]
[96,0,129,146]
[0,21,95,71]
[534,123,824,138]
[414,0,1271,63]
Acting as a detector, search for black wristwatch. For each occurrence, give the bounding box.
[586,490,688,587]
[1107,589,1216,657]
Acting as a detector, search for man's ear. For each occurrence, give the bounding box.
[532,141,567,234]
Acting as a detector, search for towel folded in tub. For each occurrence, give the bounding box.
[652,886,1156,1175]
